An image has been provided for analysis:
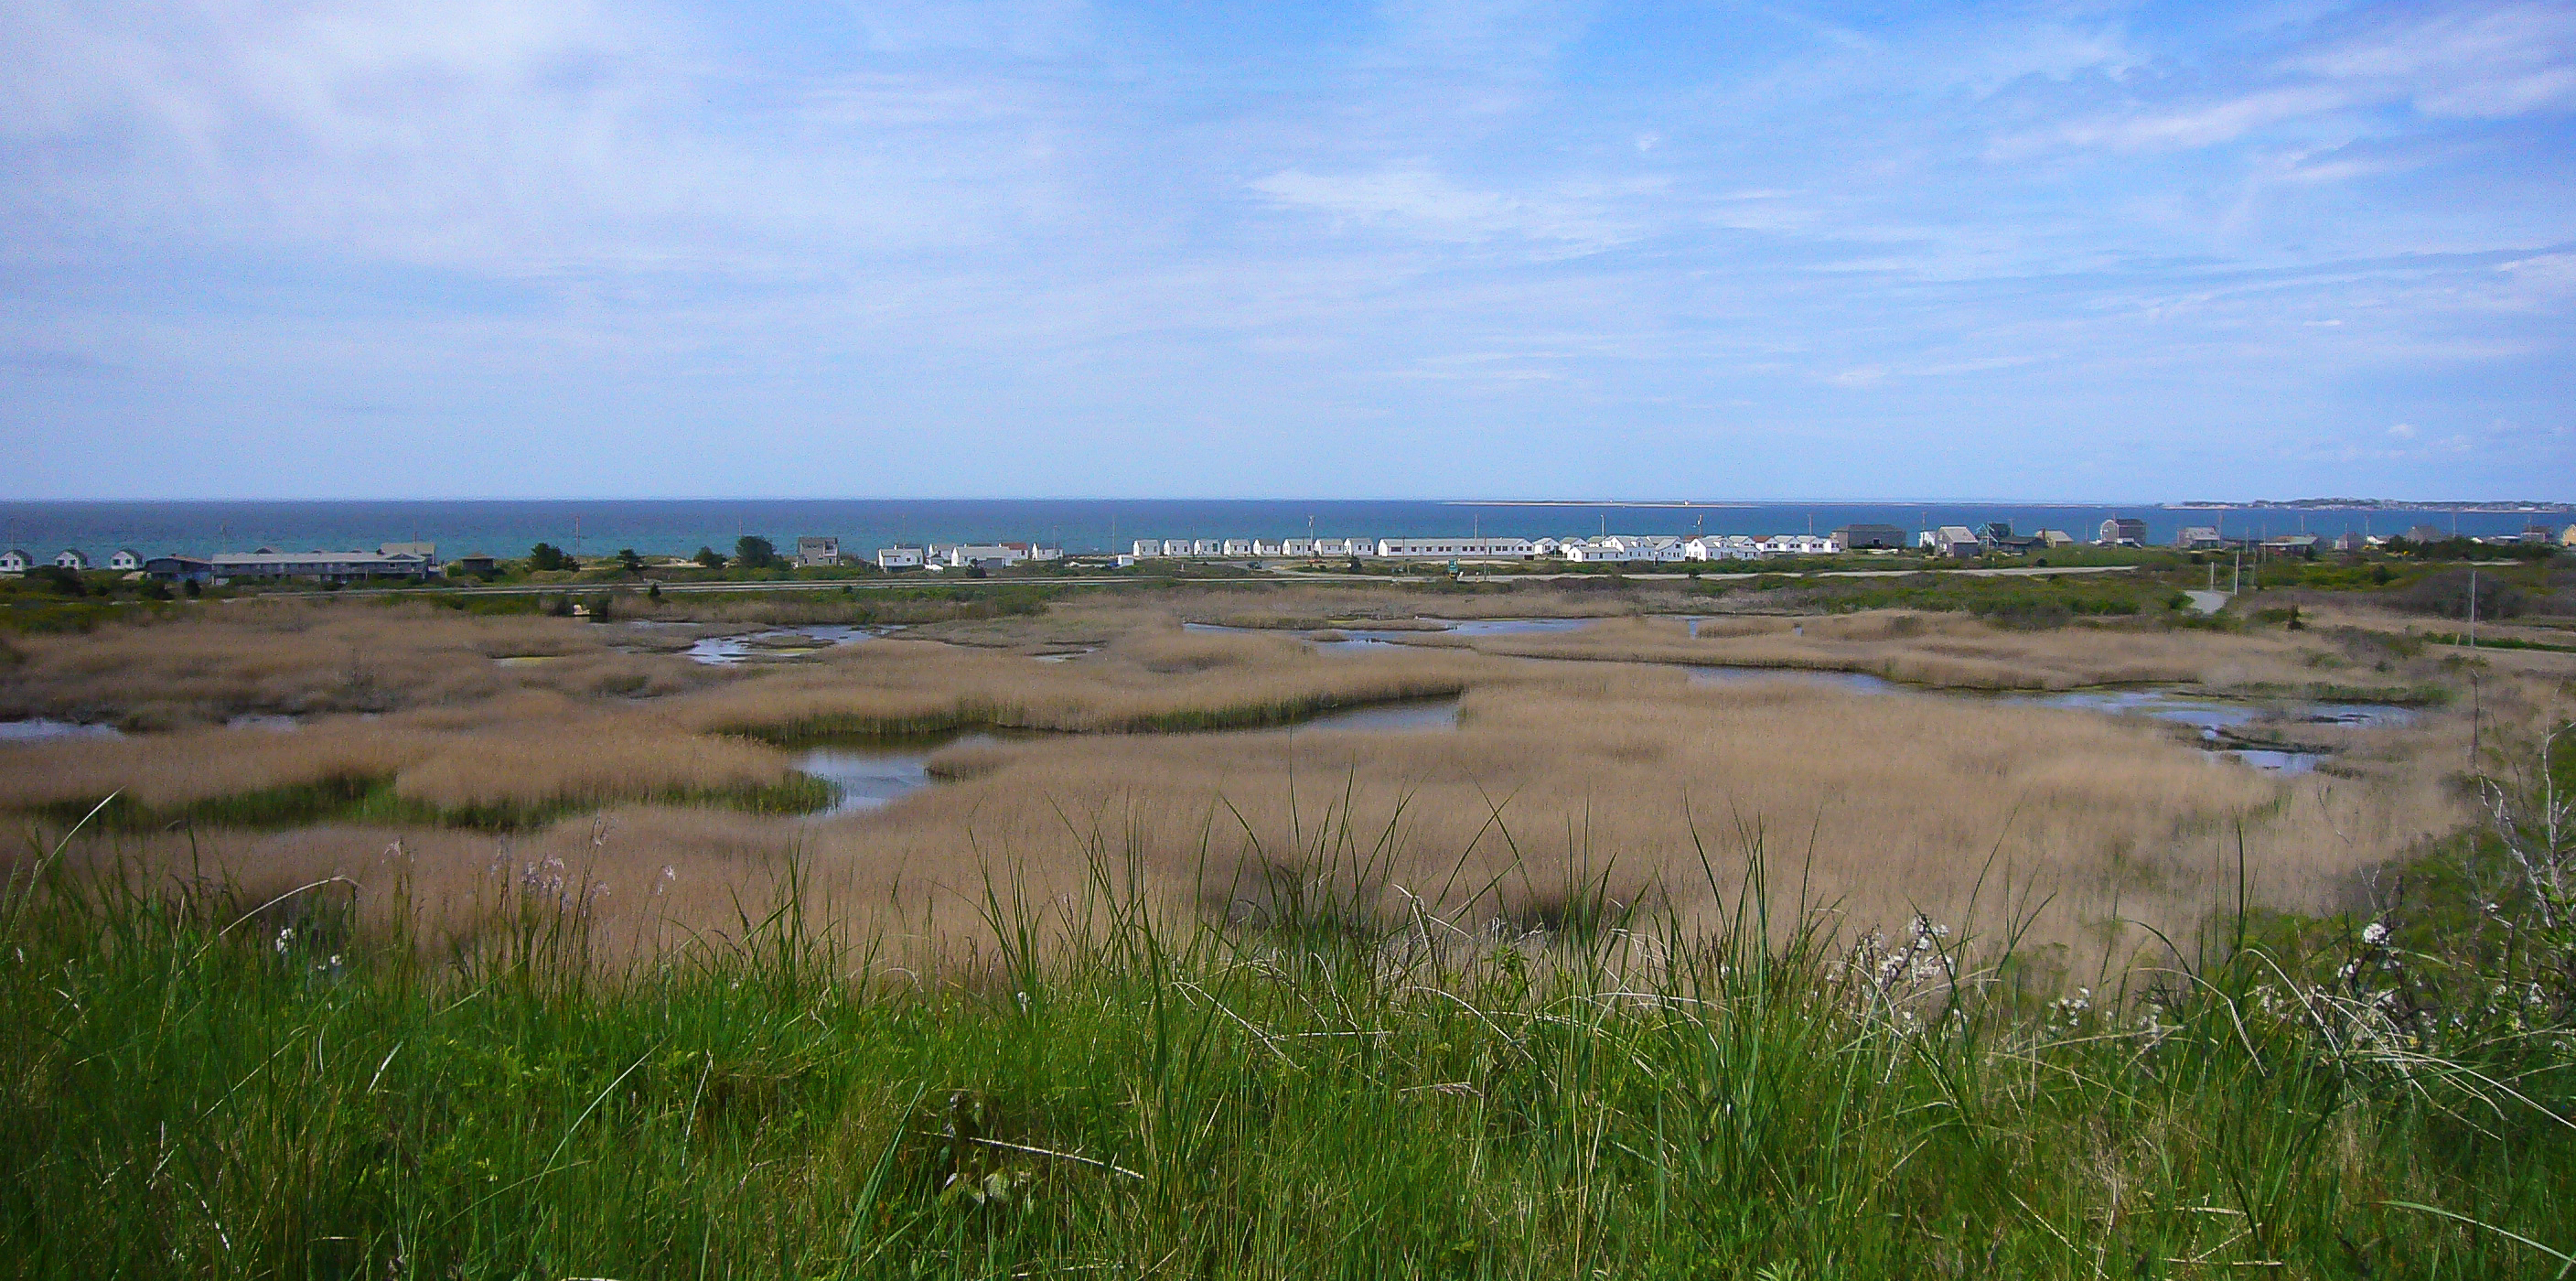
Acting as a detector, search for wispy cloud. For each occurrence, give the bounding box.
[1250,167,1638,251]
[0,0,2568,501]
[2007,2,2576,156]
[2290,3,2576,118]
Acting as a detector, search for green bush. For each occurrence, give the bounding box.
[735,535,781,571]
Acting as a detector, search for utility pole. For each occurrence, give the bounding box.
[2468,566,2478,649]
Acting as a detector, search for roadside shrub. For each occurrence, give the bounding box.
[2392,568,2527,619]
[29,565,86,597]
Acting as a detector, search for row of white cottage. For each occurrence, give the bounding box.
[1116,534,1844,564]
[0,548,150,573]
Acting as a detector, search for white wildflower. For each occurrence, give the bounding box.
[2360,921,2389,946]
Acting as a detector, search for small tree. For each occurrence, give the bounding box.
[31,565,86,597]
[692,546,727,570]
[617,548,645,577]
[735,536,779,571]
[529,543,571,572]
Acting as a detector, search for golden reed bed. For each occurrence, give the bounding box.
[4,595,2551,976]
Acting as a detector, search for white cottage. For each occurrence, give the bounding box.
[1755,535,1835,556]
[0,549,29,573]
[110,549,143,571]
[53,549,90,571]
[1600,536,1685,563]
[1683,536,1755,561]
[944,544,1025,568]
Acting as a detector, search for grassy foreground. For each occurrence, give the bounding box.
[3,822,2572,1280]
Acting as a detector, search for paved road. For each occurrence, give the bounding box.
[243,560,2141,601]
[1280,564,2144,584]
[249,575,1177,601]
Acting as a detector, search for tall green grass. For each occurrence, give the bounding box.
[3,810,2571,1278]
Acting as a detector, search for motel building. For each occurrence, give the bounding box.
[1370,538,1536,559]
[177,547,440,583]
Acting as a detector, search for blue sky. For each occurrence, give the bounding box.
[4,0,2571,501]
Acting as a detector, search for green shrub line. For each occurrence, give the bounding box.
[2420,631,2576,654]
[722,684,1475,746]
[24,772,836,834]
[3,787,2571,1278]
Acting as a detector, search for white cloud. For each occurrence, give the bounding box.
[2291,3,2576,119]
[2007,3,2576,158]
[0,0,1107,284]
[2,0,2571,501]
[2032,85,2354,154]
[1250,167,1635,250]
[2388,422,2417,438]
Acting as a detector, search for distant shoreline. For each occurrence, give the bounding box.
[2167,501,2573,512]
[1450,499,2572,512]
[1446,501,1760,509]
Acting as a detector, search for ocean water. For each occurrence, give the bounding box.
[0,499,2556,562]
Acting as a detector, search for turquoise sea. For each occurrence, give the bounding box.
[0,500,2555,563]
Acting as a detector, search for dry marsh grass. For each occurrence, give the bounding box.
[0,701,804,818]
[4,587,2507,978]
[1442,611,2452,695]
[671,633,1500,738]
[776,666,2467,968]
[34,662,2485,981]
[1,611,1501,819]
[0,720,440,812]
[0,601,726,728]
